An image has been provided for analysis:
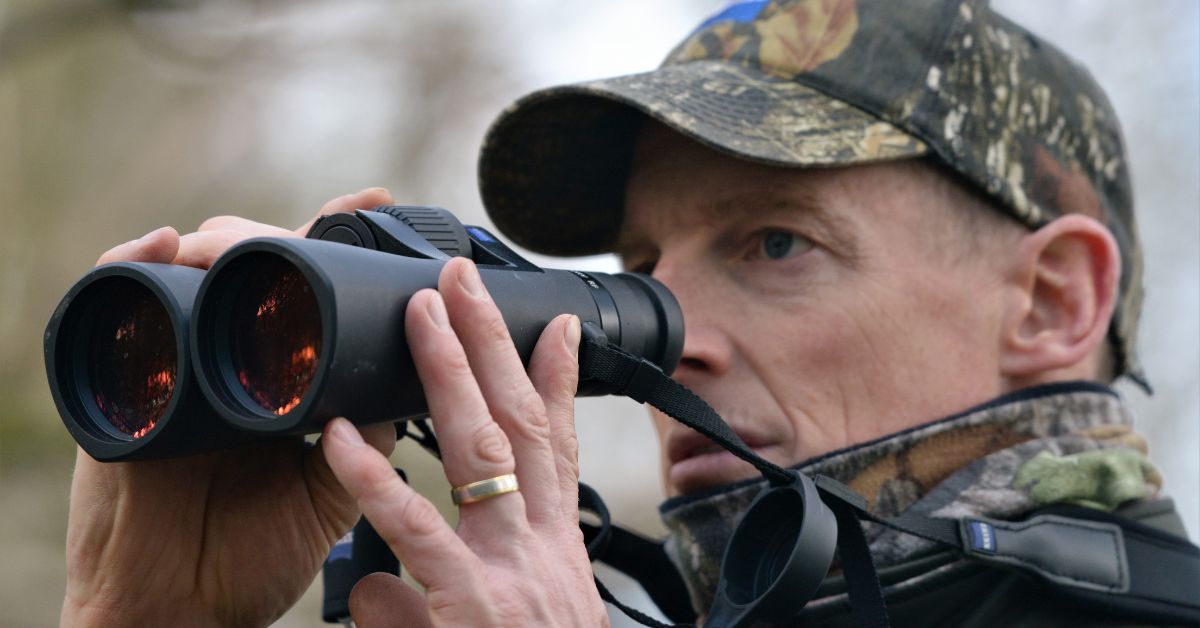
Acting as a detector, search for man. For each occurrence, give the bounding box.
[61,0,1190,626]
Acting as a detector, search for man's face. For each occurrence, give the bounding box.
[619,126,1017,497]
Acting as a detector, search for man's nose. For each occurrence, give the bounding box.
[650,256,734,378]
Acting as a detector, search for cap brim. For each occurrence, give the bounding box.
[479,60,928,257]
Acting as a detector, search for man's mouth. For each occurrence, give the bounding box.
[666,430,777,495]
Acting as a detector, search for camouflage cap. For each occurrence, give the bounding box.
[478,0,1147,388]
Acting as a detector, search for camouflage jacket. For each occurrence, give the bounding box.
[658,381,1186,626]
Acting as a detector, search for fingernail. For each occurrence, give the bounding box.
[565,315,581,358]
[426,293,450,330]
[359,186,389,196]
[331,419,364,446]
[458,262,486,298]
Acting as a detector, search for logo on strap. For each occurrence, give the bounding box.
[328,530,354,562]
[968,520,997,554]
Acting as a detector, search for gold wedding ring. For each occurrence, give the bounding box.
[450,473,520,506]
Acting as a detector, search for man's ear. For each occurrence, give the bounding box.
[999,214,1121,381]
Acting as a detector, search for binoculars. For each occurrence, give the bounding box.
[45,206,684,461]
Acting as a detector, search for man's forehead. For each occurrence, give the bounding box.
[619,131,885,254]
[618,127,989,263]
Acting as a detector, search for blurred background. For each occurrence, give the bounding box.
[0,1,1195,626]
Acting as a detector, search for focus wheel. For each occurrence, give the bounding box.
[371,205,472,258]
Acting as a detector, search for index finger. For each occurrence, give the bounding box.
[296,187,393,236]
[322,418,485,596]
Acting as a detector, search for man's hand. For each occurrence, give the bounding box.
[61,188,399,628]
[323,258,608,627]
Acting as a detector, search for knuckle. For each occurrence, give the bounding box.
[560,524,586,548]
[499,390,550,437]
[557,453,581,483]
[424,588,457,617]
[178,230,244,264]
[480,314,511,346]
[426,585,483,619]
[209,228,248,245]
[554,368,580,399]
[516,389,548,424]
[553,423,580,456]
[198,215,236,232]
[349,460,396,501]
[481,383,552,447]
[493,594,542,626]
[424,587,455,616]
[437,348,473,380]
[469,421,513,467]
[532,353,579,403]
[395,492,444,540]
[554,432,581,478]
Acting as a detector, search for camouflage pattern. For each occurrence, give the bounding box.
[1014,448,1159,511]
[657,385,1160,616]
[478,0,1147,387]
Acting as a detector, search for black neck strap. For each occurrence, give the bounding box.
[578,327,793,487]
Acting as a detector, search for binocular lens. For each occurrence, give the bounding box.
[87,280,178,439]
[229,255,322,416]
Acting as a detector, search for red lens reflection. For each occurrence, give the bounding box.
[89,282,177,439]
[230,257,321,415]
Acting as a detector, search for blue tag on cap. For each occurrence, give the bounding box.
[692,0,769,34]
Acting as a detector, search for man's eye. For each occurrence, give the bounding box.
[759,230,812,260]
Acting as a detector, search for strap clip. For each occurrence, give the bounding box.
[959,514,1130,593]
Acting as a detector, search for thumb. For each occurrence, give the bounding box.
[350,572,433,628]
[302,421,397,542]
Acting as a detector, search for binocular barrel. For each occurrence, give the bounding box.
[191,236,682,435]
[45,208,683,461]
